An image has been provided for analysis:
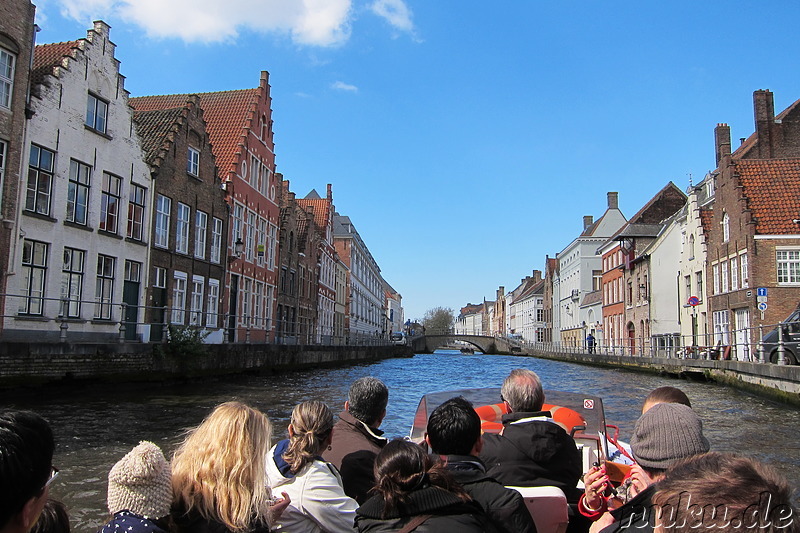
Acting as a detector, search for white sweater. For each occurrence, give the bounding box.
[267,442,358,533]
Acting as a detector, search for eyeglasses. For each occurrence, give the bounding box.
[43,466,59,490]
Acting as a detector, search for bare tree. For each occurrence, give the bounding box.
[422,307,454,334]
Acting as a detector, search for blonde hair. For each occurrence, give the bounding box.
[171,401,273,532]
[283,401,334,474]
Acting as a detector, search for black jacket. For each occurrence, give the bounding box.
[171,505,270,533]
[479,411,583,501]
[355,485,487,533]
[322,410,387,504]
[443,455,537,533]
[598,484,656,533]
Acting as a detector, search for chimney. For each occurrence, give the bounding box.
[714,123,731,166]
[583,216,594,230]
[327,183,332,201]
[532,269,542,283]
[753,89,775,158]
[607,191,619,209]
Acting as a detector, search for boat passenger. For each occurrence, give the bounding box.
[0,410,56,533]
[171,401,285,533]
[267,401,357,533]
[426,396,537,533]
[355,438,487,532]
[651,452,799,533]
[587,403,710,533]
[478,369,583,500]
[30,500,69,533]
[581,386,693,517]
[322,377,389,504]
[99,441,171,533]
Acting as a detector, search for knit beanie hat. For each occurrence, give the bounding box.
[630,403,710,469]
[107,441,172,519]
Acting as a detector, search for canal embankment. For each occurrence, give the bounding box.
[527,348,800,406]
[0,341,414,389]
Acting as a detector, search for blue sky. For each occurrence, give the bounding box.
[32,0,800,322]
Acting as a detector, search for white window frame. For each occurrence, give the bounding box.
[269,224,278,269]
[740,253,749,288]
[713,263,720,295]
[721,260,729,293]
[0,140,6,208]
[171,271,187,324]
[194,211,208,259]
[253,280,263,328]
[0,48,15,109]
[211,217,223,263]
[730,256,738,291]
[94,254,115,320]
[241,278,251,326]
[190,275,204,326]
[67,159,91,225]
[155,195,171,248]
[153,267,167,289]
[187,146,200,176]
[86,92,108,133]
[176,203,190,254]
[722,212,730,243]
[776,248,800,284]
[246,211,255,262]
[207,279,220,328]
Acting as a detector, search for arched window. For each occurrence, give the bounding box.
[722,212,730,243]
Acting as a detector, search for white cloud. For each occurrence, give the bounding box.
[52,0,354,46]
[369,0,414,32]
[331,81,358,92]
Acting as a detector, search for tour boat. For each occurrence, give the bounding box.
[409,387,634,532]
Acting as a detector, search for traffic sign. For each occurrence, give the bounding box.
[757,296,767,303]
[758,302,768,311]
[688,296,700,306]
[757,288,768,297]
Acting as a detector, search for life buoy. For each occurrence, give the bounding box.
[474,402,585,434]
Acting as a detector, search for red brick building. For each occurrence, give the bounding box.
[131,72,280,342]
[709,90,800,361]
[0,0,36,332]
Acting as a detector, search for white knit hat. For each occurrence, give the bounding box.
[107,441,172,519]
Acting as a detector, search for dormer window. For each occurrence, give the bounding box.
[86,93,109,134]
[187,147,200,176]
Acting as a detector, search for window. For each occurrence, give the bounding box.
[721,261,729,293]
[0,140,6,206]
[190,276,204,326]
[250,155,259,188]
[722,212,730,243]
[26,144,55,215]
[0,48,15,109]
[154,195,171,248]
[269,224,278,269]
[19,240,48,315]
[153,267,166,289]
[713,263,720,294]
[94,254,115,319]
[684,275,691,299]
[777,249,800,284]
[246,211,255,262]
[740,253,749,288]
[211,217,223,263]
[207,279,220,328]
[233,203,244,243]
[99,173,122,233]
[172,272,187,324]
[713,310,730,345]
[176,203,190,254]
[257,218,266,267]
[125,260,141,283]
[730,256,738,291]
[253,281,264,327]
[67,160,91,225]
[194,211,207,259]
[187,147,200,176]
[127,184,146,240]
[61,248,85,318]
[696,271,703,299]
[688,234,695,259]
[86,93,108,133]
[241,278,251,326]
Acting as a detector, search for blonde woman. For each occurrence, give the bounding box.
[266,401,357,533]
[171,401,288,533]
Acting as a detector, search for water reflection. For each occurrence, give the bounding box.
[4,350,798,530]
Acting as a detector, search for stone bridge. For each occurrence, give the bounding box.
[409,334,519,354]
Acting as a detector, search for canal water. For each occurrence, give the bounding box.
[4,351,799,531]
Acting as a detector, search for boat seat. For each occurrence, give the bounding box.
[506,485,569,533]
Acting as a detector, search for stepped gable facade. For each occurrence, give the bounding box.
[133,96,228,342]
[6,21,152,342]
[0,0,36,331]
[131,72,280,342]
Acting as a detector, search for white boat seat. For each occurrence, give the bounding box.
[506,485,569,533]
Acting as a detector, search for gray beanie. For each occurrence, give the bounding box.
[107,441,172,519]
[630,403,710,469]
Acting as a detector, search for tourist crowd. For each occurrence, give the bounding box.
[1,373,797,533]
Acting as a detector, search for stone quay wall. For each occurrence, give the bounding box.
[0,341,413,388]
[528,348,800,406]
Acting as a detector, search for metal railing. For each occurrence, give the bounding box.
[0,293,394,346]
